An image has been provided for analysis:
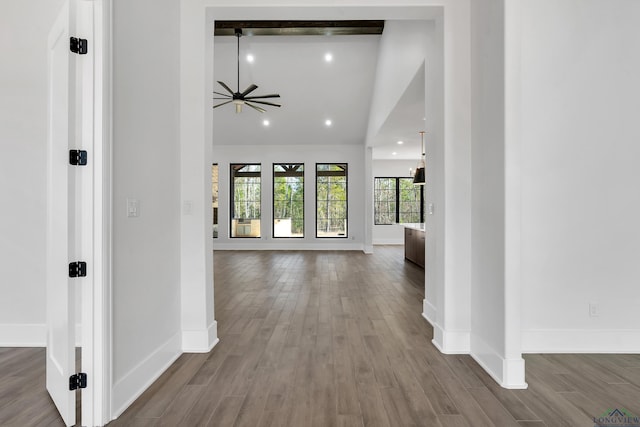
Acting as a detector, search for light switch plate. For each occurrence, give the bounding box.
[126,198,139,217]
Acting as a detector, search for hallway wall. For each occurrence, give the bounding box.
[519,0,640,352]
[111,0,183,416]
[469,0,526,388]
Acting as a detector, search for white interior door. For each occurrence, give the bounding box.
[46,1,78,425]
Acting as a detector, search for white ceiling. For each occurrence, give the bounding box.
[212,31,425,160]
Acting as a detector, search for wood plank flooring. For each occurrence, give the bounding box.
[2,246,640,426]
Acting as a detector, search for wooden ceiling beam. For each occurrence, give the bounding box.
[214,20,384,36]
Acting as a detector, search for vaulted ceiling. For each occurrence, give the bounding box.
[211,21,425,160]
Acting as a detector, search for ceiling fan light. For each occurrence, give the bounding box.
[414,131,426,185]
[213,28,280,114]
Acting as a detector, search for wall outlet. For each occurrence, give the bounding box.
[589,302,599,317]
[183,200,193,215]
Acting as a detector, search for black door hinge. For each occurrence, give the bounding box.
[70,37,88,55]
[69,150,87,166]
[69,261,87,278]
[69,373,87,390]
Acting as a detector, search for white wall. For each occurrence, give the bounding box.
[372,159,417,244]
[361,12,472,358]
[213,144,366,250]
[470,0,507,383]
[0,0,65,345]
[110,0,183,416]
[469,0,526,389]
[520,0,640,352]
[366,20,433,143]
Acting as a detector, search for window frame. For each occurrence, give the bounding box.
[272,163,305,239]
[230,163,262,238]
[212,163,219,238]
[315,163,348,239]
[373,176,424,225]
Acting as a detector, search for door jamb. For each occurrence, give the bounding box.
[78,0,112,425]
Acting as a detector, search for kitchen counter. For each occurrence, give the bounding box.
[402,223,425,268]
[402,223,425,232]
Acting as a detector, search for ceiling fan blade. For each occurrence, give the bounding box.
[213,91,231,97]
[248,100,281,108]
[217,81,235,95]
[240,84,258,97]
[245,102,266,113]
[245,94,280,100]
[213,100,233,109]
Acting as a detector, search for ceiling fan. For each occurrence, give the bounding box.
[213,28,281,113]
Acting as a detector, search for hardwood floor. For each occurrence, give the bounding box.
[3,247,640,426]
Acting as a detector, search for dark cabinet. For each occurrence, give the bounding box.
[404,227,425,268]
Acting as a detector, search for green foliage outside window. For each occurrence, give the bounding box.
[232,164,261,219]
[374,177,422,225]
[316,163,347,237]
[273,164,304,237]
[374,178,396,225]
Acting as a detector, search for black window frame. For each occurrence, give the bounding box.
[272,163,305,239]
[373,177,424,225]
[230,163,262,238]
[212,163,219,238]
[315,163,348,238]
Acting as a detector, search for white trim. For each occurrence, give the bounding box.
[85,0,113,424]
[213,242,365,251]
[182,321,219,353]
[372,239,404,245]
[0,324,46,347]
[471,334,528,389]
[429,319,470,354]
[422,299,437,324]
[503,0,525,381]
[522,329,640,354]
[111,332,182,420]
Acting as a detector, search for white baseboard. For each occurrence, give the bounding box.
[111,331,182,419]
[422,299,437,325]
[471,334,527,389]
[213,242,365,251]
[428,318,470,354]
[522,328,640,353]
[0,323,46,346]
[182,320,219,353]
[372,239,403,245]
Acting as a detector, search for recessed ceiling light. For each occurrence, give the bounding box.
[325,119,332,127]
[263,119,270,126]
[246,54,254,63]
[324,53,333,62]
[392,152,397,156]
[397,140,404,145]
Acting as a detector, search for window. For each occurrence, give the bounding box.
[212,164,219,237]
[316,163,347,238]
[230,164,261,238]
[273,163,304,238]
[374,178,396,225]
[374,177,423,225]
